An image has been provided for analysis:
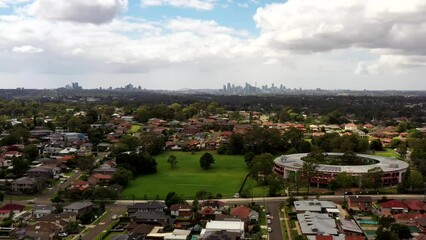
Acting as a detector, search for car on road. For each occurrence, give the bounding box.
[58,232,68,237]
[267,227,272,232]
[27,199,35,204]
[112,215,118,220]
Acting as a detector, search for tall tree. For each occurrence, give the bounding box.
[249,153,274,183]
[112,168,133,187]
[228,134,245,154]
[301,156,319,194]
[167,155,178,169]
[199,152,215,170]
[407,170,423,192]
[363,167,383,192]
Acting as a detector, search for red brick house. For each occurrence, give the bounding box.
[347,196,373,211]
[170,204,192,219]
[88,173,112,185]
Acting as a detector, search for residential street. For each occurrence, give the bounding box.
[81,204,127,240]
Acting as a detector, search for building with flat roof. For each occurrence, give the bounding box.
[273,153,408,186]
[297,211,338,236]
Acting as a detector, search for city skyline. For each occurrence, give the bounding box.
[0,0,425,90]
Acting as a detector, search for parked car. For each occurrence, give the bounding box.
[267,227,272,232]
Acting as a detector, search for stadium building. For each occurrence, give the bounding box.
[273,153,409,186]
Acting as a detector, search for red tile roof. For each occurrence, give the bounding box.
[403,200,426,211]
[92,173,112,180]
[316,236,333,240]
[380,200,407,209]
[0,204,25,211]
[230,206,250,219]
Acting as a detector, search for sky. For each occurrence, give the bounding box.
[0,0,425,90]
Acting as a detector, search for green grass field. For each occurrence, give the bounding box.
[121,151,249,200]
[372,148,402,159]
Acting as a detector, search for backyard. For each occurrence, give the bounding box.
[121,151,250,200]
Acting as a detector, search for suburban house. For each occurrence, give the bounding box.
[380,200,408,213]
[347,196,373,211]
[92,164,116,175]
[0,204,25,219]
[69,180,89,191]
[127,201,167,215]
[402,200,426,212]
[63,202,93,217]
[416,218,426,233]
[131,211,170,226]
[22,221,62,240]
[87,173,112,185]
[200,200,225,216]
[338,218,364,237]
[200,220,245,240]
[11,177,41,193]
[294,200,337,213]
[32,205,57,219]
[230,206,251,223]
[27,167,55,180]
[170,204,192,218]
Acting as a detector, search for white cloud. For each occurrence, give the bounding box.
[11,45,44,53]
[28,0,128,24]
[253,0,426,72]
[140,0,215,10]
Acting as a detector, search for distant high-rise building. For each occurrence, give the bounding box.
[71,82,82,90]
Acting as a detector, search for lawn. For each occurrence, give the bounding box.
[372,148,402,159]
[129,125,141,134]
[121,151,249,200]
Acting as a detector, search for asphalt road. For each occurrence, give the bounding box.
[266,201,283,240]
[81,204,127,240]
[35,170,83,205]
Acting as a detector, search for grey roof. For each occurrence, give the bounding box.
[297,211,338,235]
[132,211,168,220]
[32,205,56,212]
[339,218,363,234]
[275,153,409,174]
[13,177,37,184]
[294,200,337,212]
[128,201,167,210]
[27,167,52,173]
[64,201,93,210]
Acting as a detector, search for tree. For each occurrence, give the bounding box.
[115,151,157,176]
[228,134,245,154]
[357,138,369,153]
[370,139,383,152]
[267,173,283,197]
[165,192,186,207]
[140,132,165,155]
[332,172,353,192]
[112,168,133,187]
[390,223,412,240]
[244,152,256,166]
[167,155,178,169]
[11,158,29,178]
[248,153,274,183]
[407,170,423,192]
[200,152,215,170]
[363,167,383,192]
[301,156,319,194]
[23,144,39,161]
